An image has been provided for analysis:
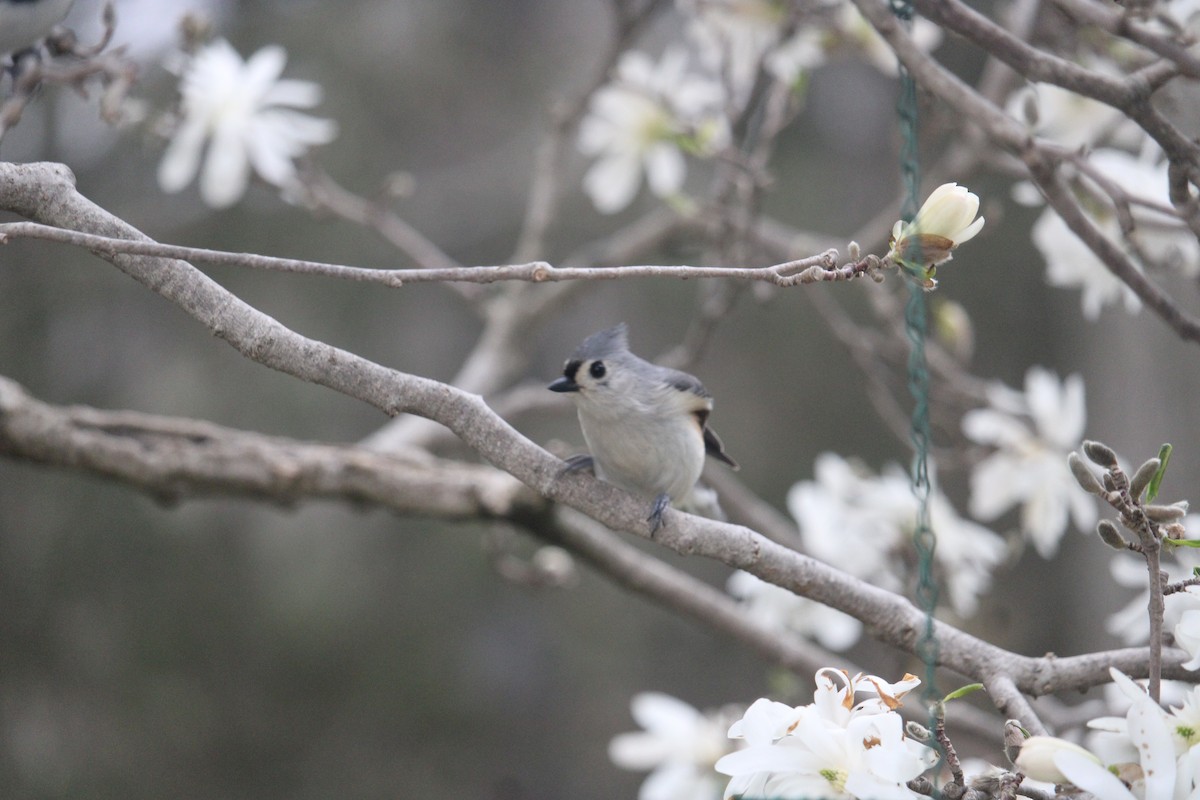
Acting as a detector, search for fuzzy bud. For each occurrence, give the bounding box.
[1068,452,1104,495]
[1145,502,1188,522]
[1130,458,1161,501]
[1083,440,1119,468]
[905,721,931,741]
[1097,519,1127,550]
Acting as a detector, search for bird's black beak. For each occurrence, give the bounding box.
[548,376,579,393]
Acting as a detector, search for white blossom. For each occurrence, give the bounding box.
[888,182,984,287]
[726,570,862,651]
[889,182,985,269]
[1015,735,1101,784]
[1176,610,1200,671]
[678,0,788,100]
[1031,148,1199,318]
[1032,207,1142,319]
[1059,670,1183,800]
[788,453,1005,617]
[1006,82,1135,151]
[158,39,338,208]
[578,48,726,213]
[1106,522,1200,646]
[962,367,1096,558]
[716,670,935,800]
[609,692,739,800]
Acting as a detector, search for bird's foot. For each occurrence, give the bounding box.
[561,454,595,475]
[647,493,671,535]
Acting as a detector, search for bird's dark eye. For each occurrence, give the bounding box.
[589,361,607,379]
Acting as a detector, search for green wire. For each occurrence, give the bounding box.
[890,0,944,795]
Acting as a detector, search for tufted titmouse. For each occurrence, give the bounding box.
[548,323,737,532]
[0,0,75,55]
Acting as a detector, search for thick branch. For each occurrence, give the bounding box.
[0,375,535,518]
[0,161,1192,712]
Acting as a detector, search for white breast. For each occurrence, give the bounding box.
[575,402,706,507]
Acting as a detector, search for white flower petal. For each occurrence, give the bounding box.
[157,116,209,193]
[584,154,642,213]
[1054,750,1137,800]
[200,126,251,208]
[159,39,337,208]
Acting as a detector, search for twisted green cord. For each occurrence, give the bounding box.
[890,0,944,793]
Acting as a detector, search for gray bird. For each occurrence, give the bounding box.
[548,323,737,532]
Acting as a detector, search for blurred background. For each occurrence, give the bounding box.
[3,0,1200,797]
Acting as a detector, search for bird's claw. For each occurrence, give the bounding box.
[561,454,595,475]
[647,493,671,535]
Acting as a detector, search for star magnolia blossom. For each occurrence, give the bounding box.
[889,183,985,286]
[158,39,338,208]
[1055,670,1193,800]
[787,453,1005,618]
[577,48,726,213]
[715,670,936,800]
[726,570,863,651]
[962,367,1096,558]
[609,692,739,800]
[1031,148,1198,320]
[678,0,788,100]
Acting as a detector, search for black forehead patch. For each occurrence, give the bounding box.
[563,359,583,381]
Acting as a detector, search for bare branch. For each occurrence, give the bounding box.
[1049,0,1200,80]
[0,375,535,518]
[0,220,856,288]
[1,161,1189,707]
[294,166,467,273]
[851,0,1200,347]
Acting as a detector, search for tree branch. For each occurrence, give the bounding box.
[1,161,1191,720]
[0,219,851,288]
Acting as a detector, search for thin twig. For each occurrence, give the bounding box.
[0,220,868,287]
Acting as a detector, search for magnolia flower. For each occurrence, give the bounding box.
[716,670,935,799]
[726,570,862,651]
[678,0,787,100]
[1013,735,1101,783]
[1106,547,1200,646]
[788,453,1005,617]
[1033,207,1142,319]
[578,48,726,213]
[962,367,1096,558]
[1006,82,1136,151]
[158,39,338,208]
[1176,610,1200,671]
[888,183,984,287]
[1058,670,1181,799]
[1031,148,1198,319]
[609,692,739,800]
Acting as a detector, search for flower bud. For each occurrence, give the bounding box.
[1083,440,1118,468]
[1068,452,1104,495]
[1145,502,1188,522]
[1130,458,1161,501]
[905,720,931,741]
[888,183,984,269]
[1097,519,1127,550]
[1014,735,1100,783]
